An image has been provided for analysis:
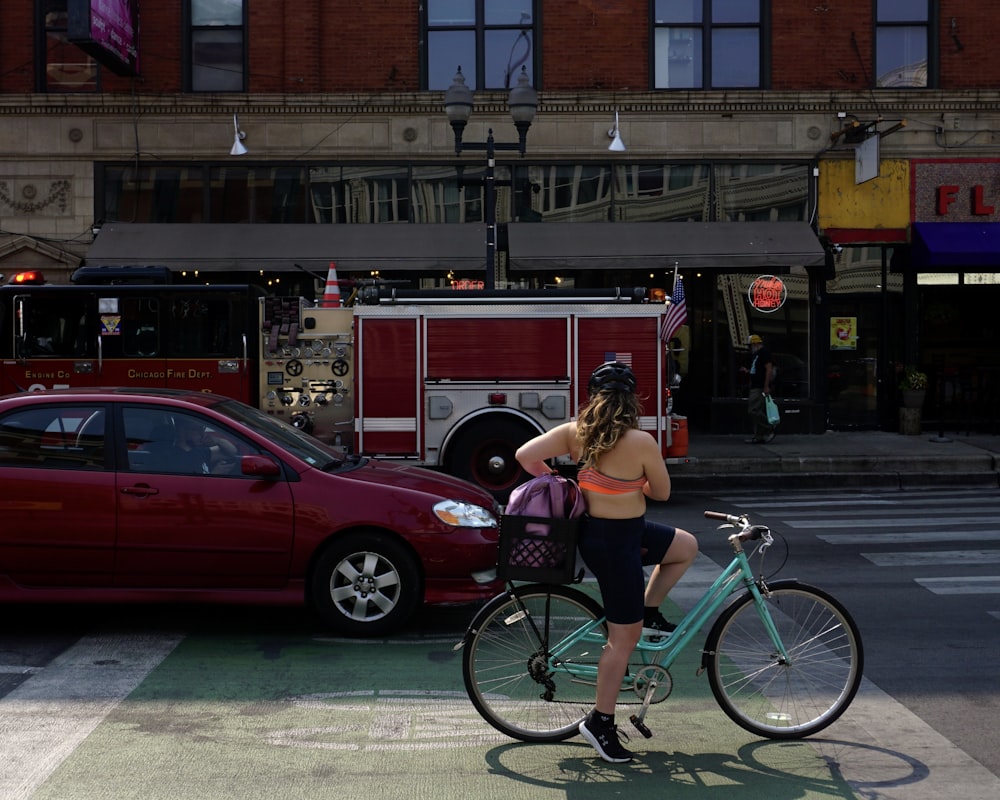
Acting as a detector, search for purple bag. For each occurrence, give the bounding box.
[505,473,586,522]
[499,474,585,583]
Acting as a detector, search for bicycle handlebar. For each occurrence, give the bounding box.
[704,510,742,524]
[704,511,771,544]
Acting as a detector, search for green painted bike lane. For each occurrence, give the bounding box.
[17,559,996,800]
[25,602,867,800]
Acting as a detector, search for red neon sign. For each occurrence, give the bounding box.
[748,275,787,313]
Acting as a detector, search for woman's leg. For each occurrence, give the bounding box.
[644,527,698,607]
[578,516,646,713]
[594,620,643,714]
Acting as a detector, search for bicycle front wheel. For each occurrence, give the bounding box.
[705,580,864,739]
[462,584,606,743]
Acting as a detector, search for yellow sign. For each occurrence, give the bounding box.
[100,314,122,336]
[830,317,857,350]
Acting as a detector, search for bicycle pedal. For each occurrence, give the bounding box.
[629,714,653,739]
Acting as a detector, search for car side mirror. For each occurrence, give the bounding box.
[240,454,281,477]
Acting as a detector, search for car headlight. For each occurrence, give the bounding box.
[433,499,498,528]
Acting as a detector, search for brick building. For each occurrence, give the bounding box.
[1,1,998,433]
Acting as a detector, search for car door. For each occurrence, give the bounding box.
[114,404,296,589]
[0,402,116,587]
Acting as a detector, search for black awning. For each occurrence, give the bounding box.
[86,223,487,272]
[911,222,1000,269]
[506,221,826,270]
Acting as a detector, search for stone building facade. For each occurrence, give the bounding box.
[1,1,998,432]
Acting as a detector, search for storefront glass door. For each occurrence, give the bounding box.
[825,295,901,429]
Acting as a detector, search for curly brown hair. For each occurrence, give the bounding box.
[576,389,643,469]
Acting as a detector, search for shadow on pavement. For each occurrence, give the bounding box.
[482,737,929,799]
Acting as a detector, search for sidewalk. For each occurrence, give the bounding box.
[667,428,1000,491]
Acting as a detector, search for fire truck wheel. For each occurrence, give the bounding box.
[310,532,422,636]
[447,416,534,502]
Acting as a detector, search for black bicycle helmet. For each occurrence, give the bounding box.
[588,361,637,395]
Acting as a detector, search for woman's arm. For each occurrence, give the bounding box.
[515,422,575,477]
[639,432,671,501]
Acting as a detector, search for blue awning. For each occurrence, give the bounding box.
[911,223,1000,269]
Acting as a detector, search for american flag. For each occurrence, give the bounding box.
[604,352,632,367]
[660,276,687,343]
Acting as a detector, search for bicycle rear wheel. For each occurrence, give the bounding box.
[462,584,606,743]
[705,580,864,739]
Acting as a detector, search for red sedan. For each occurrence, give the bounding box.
[0,388,502,635]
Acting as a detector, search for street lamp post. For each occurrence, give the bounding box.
[444,66,537,291]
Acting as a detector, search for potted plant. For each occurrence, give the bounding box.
[899,366,927,409]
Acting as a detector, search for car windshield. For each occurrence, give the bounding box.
[212,398,344,468]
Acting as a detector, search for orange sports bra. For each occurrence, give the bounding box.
[577,467,647,495]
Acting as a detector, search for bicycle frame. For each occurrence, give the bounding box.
[546,532,792,687]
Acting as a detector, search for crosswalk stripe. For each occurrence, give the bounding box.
[717,488,1000,600]
[770,502,1000,518]
[861,550,1000,566]
[916,576,1000,594]
[782,515,997,529]
[0,634,182,800]
[746,499,1000,512]
[819,531,1000,544]
[717,489,994,508]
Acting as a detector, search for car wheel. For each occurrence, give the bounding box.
[311,532,422,636]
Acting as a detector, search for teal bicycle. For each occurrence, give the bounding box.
[458,510,864,742]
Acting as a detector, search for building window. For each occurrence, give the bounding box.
[716,164,809,222]
[652,0,762,90]
[875,0,929,88]
[425,0,536,90]
[39,0,99,92]
[613,164,712,222]
[189,0,246,92]
[101,165,207,223]
[307,167,411,224]
[98,159,811,227]
[411,166,481,224]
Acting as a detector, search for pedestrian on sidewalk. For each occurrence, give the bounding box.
[742,334,776,443]
[515,361,698,763]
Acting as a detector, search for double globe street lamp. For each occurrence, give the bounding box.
[444,66,538,291]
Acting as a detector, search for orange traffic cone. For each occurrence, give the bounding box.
[321,261,342,307]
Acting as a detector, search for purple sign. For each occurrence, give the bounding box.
[68,0,140,77]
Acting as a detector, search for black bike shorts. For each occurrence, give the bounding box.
[577,514,676,625]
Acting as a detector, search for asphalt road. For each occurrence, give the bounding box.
[672,486,1000,777]
[1,486,998,799]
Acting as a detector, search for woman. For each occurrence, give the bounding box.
[515,361,698,763]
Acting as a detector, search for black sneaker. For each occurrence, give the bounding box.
[579,717,634,763]
[642,610,676,641]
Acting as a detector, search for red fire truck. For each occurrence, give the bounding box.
[1,272,673,498]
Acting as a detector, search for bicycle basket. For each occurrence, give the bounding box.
[497,514,580,584]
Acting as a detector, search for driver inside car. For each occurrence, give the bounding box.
[155,416,238,475]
